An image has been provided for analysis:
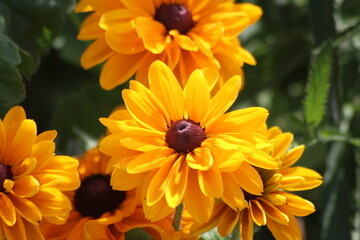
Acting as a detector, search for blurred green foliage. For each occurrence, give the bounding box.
[0,0,359,239]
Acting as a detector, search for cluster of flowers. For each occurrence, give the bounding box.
[0,0,322,239]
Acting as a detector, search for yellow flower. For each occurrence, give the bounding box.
[0,106,80,240]
[99,61,278,223]
[40,146,181,240]
[76,0,262,90]
[191,126,323,239]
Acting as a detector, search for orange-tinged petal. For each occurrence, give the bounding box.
[12,175,40,198]
[233,161,263,195]
[164,37,180,69]
[217,207,240,237]
[191,203,227,235]
[148,60,185,121]
[3,106,26,141]
[111,166,146,191]
[165,158,189,207]
[281,145,305,168]
[146,160,174,206]
[22,219,44,240]
[99,9,139,30]
[4,119,36,166]
[0,120,6,159]
[77,13,103,40]
[221,173,246,210]
[120,0,155,16]
[258,199,289,225]
[7,194,42,224]
[280,176,305,189]
[1,216,26,240]
[0,193,16,226]
[240,47,256,65]
[100,52,149,90]
[240,209,254,240]
[266,205,302,240]
[121,136,165,152]
[80,36,114,69]
[203,75,241,124]
[12,157,37,179]
[84,213,123,239]
[243,144,279,170]
[200,67,219,91]
[272,132,293,158]
[35,130,57,143]
[171,31,198,51]
[236,3,263,25]
[183,169,214,222]
[31,140,55,171]
[206,107,268,135]
[127,148,175,174]
[74,0,93,13]
[122,88,168,131]
[142,185,173,221]
[249,200,266,226]
[280,192,315,217]
[262,191,287,206]
[184,69,210,124]
[186,147,213,171]
[280,167,323,191]
[135,18,166,54]
[104,22,145,54]
[198,166,223,198]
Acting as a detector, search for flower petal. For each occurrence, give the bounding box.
[249,199,266,226]
[135,18,166,54]
[217,207,240,237]
[240,209,254,240]
[12,175,40,198]
[186,147,213,171]
[127,148,175,174]
[280,167,323,191]
[280,192,315,217]
[165,158,189,207]
[7,194,42,224]
[80,36,114,69]
[198,166,223,198]
[1,216,26,240]
[281,145,305,168]
[258,198,289,225]
[184,69,210,124]
[111,166,146,191]
[148,60,185,121]
[0,193,16,226]
[233,161,263,195]
[100,52,149,90]
[221,173,246,210]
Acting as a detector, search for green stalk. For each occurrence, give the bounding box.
[172,203,183,231]
[230,222,240,240]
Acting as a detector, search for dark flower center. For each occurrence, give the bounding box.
[165,119,206,154]
[74,174,126,219]
[0,163,12,192]
[154,4,195,34]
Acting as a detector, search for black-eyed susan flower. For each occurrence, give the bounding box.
[99,60,278,223]
[75,0,262,90]
[40,146,186,240]
[191,126,323,239]
[0,106,80,240]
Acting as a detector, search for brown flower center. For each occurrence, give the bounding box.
[0,163,12,192]
[154,4,195,34]
[166,119,206,154]
[74,174,126,219]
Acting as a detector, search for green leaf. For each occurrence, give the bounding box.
[17,48,38,80]
[0,32,25,116]
[304,43,333,127]
[125,228,153,240]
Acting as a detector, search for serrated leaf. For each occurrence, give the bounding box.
[304,44,333,127]
[125,228,153,240]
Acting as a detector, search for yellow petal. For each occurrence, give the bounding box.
[0,193,16,226]
[12,175,40,198]
[171,31,199,51]
[142,194,173,222]
[183,169,214,223]
[281,192,315,217]
[281,145,305,168]
[3,106,26,140]
[258,198,289,225]
[0,120,6,159]
[186,147,213,171]
[164,38,180,69]
[266,205,302,240]
[235,3,263,25]
[221,173,246,210]
[100,52,149,90]
[5,119,36,166]
[104,22,145,54]
[217,207,240,237]
[77,13,103,40]
[198,166,223,198]
[12,157,37,179]
[280,167,323,191]
[240,209,254,240]
[184,69,210,124]
[165,158,189,207]
[272,132,293,158]
[202,75,241,125]
[80,36,114,69]
[22,219,44,240]
[7,194,42,224]
[121,136,165,152]
[127,148,175,174]
[111,166,146,191]
[35,130,57,143]
[262,191,287,205]
[249,200,266,226]
[122,88,168,131]
[135,18,166,54]
[1,216,26,240]
[146,160,174,206]
[233,161,263,195]
[148,60,185,121]
[120,0,155,16]
[99,9,138,30]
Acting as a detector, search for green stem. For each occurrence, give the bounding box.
[230,222,240,240]
[172,203,183,231]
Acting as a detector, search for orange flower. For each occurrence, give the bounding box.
[0,106,80,240]
[76,0,262,90]
[191,126,323,240]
